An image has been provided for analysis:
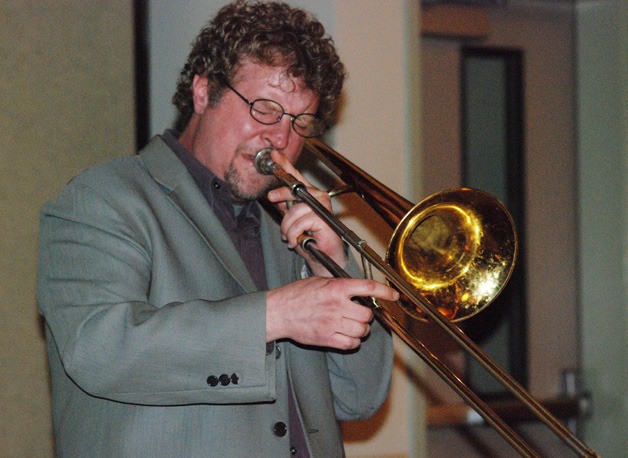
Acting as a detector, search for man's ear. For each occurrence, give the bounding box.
[191,74,210,114]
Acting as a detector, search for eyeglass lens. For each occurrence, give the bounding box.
[250,100,323,137]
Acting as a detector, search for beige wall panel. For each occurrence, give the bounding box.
[333,1,425,457]
[0,1,135,455]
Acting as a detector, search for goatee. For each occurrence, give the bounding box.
[224,162,280,203]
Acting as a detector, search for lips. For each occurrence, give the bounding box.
[242,154,256,165]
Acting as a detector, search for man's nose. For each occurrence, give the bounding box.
[265,115,293,150]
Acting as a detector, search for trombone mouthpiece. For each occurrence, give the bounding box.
[254,147,275,175]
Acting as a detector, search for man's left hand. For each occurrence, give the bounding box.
[266,150,346,277]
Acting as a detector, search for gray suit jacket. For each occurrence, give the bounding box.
[37,136,393,457]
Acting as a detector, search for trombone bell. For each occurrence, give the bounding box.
[387,188,517,321]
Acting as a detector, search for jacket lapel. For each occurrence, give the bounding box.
[138,136,257,293]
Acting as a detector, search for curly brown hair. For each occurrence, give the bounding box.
[172,0,346,133]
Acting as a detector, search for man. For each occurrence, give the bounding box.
[37,1,396,456]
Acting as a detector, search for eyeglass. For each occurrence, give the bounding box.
[225,82,326,138]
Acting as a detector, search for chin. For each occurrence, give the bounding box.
[229,178,278,203]
[225,160,280,202]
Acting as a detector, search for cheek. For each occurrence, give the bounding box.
[239,119,261,137]
[212,107,260,143]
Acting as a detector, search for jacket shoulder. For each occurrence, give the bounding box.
[46,136,178,205]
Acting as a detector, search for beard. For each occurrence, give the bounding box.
[224,159,280,203]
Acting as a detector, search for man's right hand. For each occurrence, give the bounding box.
[266,277,399,350]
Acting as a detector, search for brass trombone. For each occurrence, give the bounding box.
[255,138,598,458]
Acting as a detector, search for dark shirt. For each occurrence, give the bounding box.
[161,130,309,457]
[162,130,267,290]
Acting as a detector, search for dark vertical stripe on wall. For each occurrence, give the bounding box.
[134,0,150,150]
[460,47,528,394]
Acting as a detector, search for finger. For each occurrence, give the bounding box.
[341,300,375,324]
[267,185,294,205]
[267,181,328,208]
[344,279,400,303]
[283,212,335,250]
[328,333,363,351]
[270,150,313,187]
[280,202,313,230]
[278,188,331,227]
[332,312,371,335]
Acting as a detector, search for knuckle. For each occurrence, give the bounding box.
[361,279,378,294]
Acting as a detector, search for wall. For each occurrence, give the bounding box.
[0,1,135,455]
[576,1,626,456]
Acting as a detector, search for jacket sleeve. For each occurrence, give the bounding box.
[37,177,278,406]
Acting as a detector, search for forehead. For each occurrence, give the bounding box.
[232,59,313,98]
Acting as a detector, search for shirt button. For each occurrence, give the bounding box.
[290,446,297,455]
[273,421,287,437]
[212,181,220,189]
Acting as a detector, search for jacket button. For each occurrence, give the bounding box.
[273,421,287,437]
[219,374,230,386]
[207,375,219,387]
